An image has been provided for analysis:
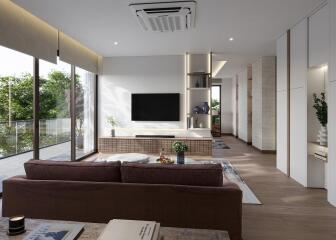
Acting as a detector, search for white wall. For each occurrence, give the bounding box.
[237,68,249,142]
[98,55,186,137]
[232,75,238,136]
[252,56,276,151]
[252,60,262,148]
[215,78,233,134]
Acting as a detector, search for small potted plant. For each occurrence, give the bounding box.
[172,141,188,164]
[313,92,328,146]
[107,116,118,137]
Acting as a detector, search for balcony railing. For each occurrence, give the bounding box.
[0,118,71,159]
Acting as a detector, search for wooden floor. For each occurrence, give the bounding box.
[216,136,336,240]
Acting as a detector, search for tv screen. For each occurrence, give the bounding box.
[132,93,180,121]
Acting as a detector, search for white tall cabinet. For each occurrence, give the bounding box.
[328,0,336,206]
[277,3,330,190]
[290,18,308,186]
[276,32,289,175]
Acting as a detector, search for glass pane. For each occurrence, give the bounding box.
[0,45,33,180]
[75,67,95,159]
[211,86,221,137]
[39,59,71,160]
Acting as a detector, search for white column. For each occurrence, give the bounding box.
[252,56,276,151]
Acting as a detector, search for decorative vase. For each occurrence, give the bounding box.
[190,116,194,128]
[200,102,210,114]
[318,126,327,146]
[195,80,200,88]
[111,129,115,137]
[192,106,202,114]
[177,152,185,164]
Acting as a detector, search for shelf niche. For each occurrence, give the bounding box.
[307,66,328,188]
[185,53,212,130]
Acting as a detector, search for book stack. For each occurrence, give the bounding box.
[314,150,328,162]
[98,219,160,240]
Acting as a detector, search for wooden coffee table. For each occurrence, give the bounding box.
[0,217,230,240]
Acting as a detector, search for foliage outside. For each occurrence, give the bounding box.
[211,99,220,113]
[0,70,85,158]
[313,92,328,127]
[172,141,188,153]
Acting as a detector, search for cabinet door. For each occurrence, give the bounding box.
[328,81,336,205]
[309,5,329,68]
[290,87,307,187]
[291,19,308,89]
[277,33,288,92]
[276,90,288,174]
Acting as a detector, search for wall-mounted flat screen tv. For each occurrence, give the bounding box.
[132,93,180,121]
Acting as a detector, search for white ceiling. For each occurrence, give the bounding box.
[13,0,324,77]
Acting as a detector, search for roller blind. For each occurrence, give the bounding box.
[0,0,58,63]
[59,32,99,74]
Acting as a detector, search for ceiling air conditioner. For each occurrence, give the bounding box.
[129,1,196,32]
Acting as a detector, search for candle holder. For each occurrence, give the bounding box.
[7,216,26,236]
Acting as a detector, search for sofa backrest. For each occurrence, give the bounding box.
[24,159,121,182]
[121,162,223,187]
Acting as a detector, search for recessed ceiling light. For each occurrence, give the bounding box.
[229,37,234,41]
[114,41,118,45]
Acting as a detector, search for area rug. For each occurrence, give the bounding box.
[212,138,230,149]
[215,159,262,205]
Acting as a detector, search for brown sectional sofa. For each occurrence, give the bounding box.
[2,160,242,240]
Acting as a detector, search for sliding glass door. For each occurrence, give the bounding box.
[0,47,97,164]
[39,59,72,160]
[0,45,33,181]
[75,67,95,159]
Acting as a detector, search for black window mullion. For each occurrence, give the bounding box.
[94,74,98,152]
[70,65,76,161]
[33,57,40,159]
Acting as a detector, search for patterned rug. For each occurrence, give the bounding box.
[212,139,230,149]
[215,159,261,205]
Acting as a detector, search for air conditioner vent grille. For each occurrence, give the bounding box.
[144,7,182,14]
[130,1,196,32]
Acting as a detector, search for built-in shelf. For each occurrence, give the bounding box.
[186,53,212,131]
[308,141,328,149]
[187,72,211,76]
[188,128,211,131]
[187,88,210,91]
[309,154,328,162]
[187,113,210,116]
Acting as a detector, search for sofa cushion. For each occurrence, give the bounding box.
[24,160,121,182]
[121,163,223,187]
